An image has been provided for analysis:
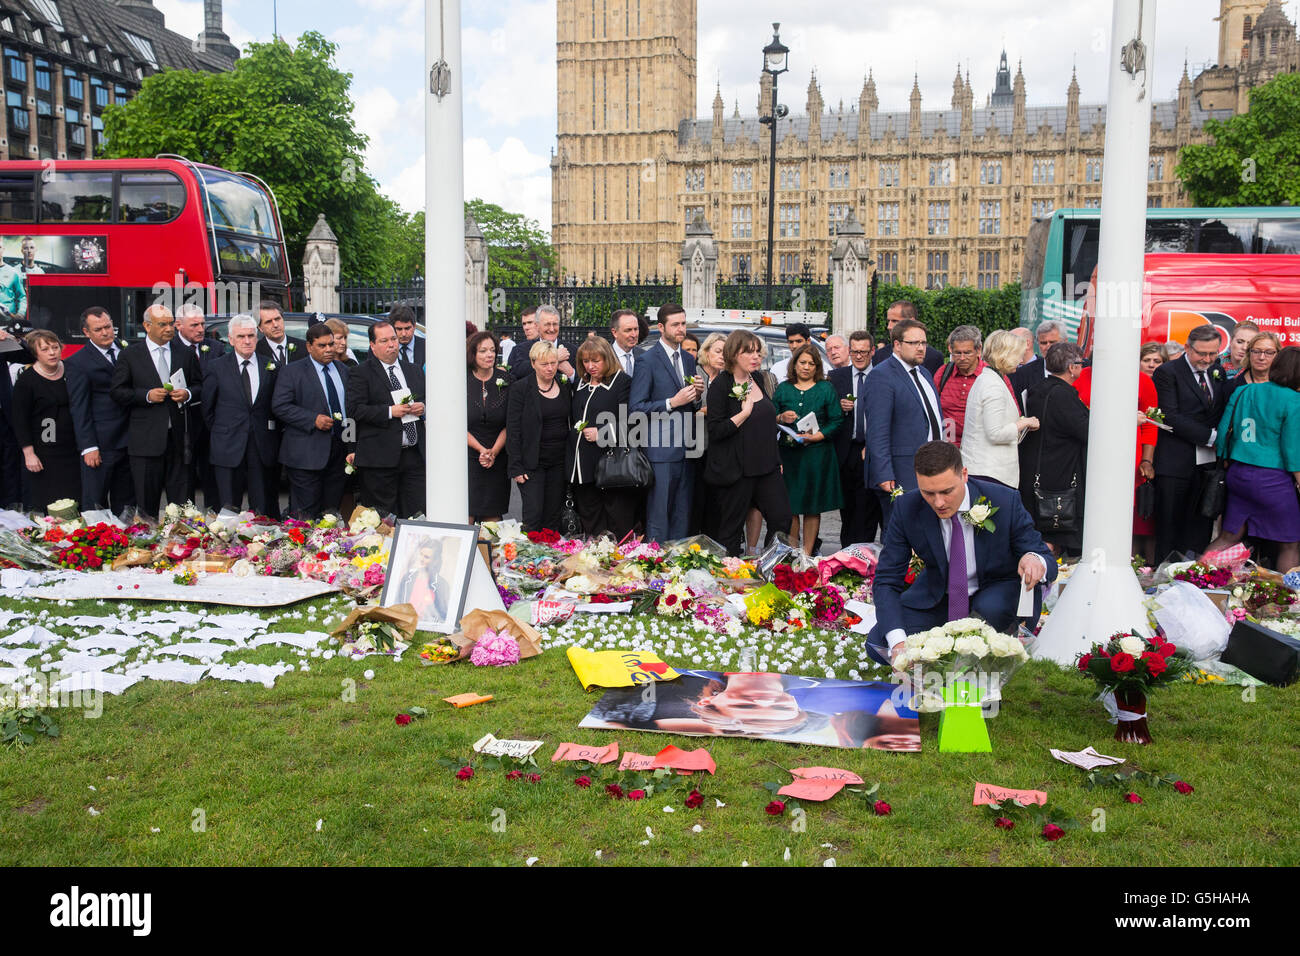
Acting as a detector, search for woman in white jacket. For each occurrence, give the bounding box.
[961,329,1039,487]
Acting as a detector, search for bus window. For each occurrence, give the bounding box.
[1062,219,1099,299]
[118,171,185,223]
[1194,218,1254,254]
[1257,219,1300,255]
[26,285,127,342]
[1145,218,1196,252]
[0,173,34,222]
[201,168,277,239]
[39,170,113,222]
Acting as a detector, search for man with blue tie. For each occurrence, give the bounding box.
[202,314,281,518]
[65,307,135,513]
[863,317,945,529]
[610,309,641,376]
[828,329,879,547]
[865,441,1055,666]
[272,323,353,519]
[629,302,703,543]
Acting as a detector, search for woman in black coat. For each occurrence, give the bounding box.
[507,340,571,533]
[11,329,80,511]
[704,330,793,556]
[566,336,636,538]
[1019,343,1089,556]
[467,331,512,521]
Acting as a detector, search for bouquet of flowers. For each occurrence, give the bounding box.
[46,498,80,521]
[893,619,1031,712]
[469,628,521,667]
[49,523,131,571]
[1075,630,1192,695]
[1231,577,1297,616]
[1170,562,1233,589]
[743,582,808,632]
[172,569,199,586]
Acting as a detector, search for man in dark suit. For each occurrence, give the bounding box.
[255,300,306,366]
[346,320,426,518]
[1152,323,1229,559]
[509,304,574,381]
[505,304,540,376]
[65,307,134,513]
[863,318,945,529]
[1009,320,1064,406]
[828,329,879,546]
[110,305,201,519]
[171,303,226,508]
[865,441,1055,666]
[630,302,703,543]
[271,322,352,519]
[872,301,942,376]
[390,305,425,370]
[202,313,281,518]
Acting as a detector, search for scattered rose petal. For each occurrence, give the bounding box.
[783,847,791,861]
[87,807,100,816]
[715,799,725,808]
[363,669,374,680]
[645,826,654,839]
[823,858,837,867]
[995,816,1015,830]
[525,857,539,866]
[151,827,160,833]
[662,806,675,813]
[594,850,602,859]
[692,824,703,833]
[315,818,323,831]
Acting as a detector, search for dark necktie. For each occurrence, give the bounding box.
[240,359,252,404]
[672,350,684,388]
[277,344,286,364]
[404,344,413,365]
[911,367,942,440]
[387,365,419,448]
[854,370,865,440]
[948,515,969,619]
[322,363,342,433]
[105,346,116,365]
[1198,370,1211,401]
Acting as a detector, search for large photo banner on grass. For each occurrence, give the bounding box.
[580,670,921,751]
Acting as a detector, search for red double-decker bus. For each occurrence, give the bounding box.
[0,156,291,344]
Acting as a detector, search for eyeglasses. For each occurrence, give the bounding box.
[849,348,872,356]
[1250,349,1278,357]
[901,339,927,347]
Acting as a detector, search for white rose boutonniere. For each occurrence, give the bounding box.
[288,343,297,353]
[963,496,999,533]
[1211,368,1222,381]
[265,361,276,372]
[730,381,751,401]
[889,486,905,501]
[559,373,569,384]
[200,344,210,353]
[494,377,506,390]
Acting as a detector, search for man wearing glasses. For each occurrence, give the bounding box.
[872,301,942,375]
[829,330,880,546]
[863,318,945,528]
[1151,324,1229,559]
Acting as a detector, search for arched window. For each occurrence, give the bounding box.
[1243,15,1252,40]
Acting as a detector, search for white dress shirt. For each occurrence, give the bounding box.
[894,352,942,440]
[614,344,636,376]
[659,339,687,411]
[383,362,409,417]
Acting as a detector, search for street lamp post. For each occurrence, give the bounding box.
[759,23,788,310]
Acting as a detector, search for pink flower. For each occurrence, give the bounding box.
[470,632,521,667]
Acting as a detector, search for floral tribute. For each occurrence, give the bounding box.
[1075,630,1192,695]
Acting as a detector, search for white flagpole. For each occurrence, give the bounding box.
[424,0,468,520]
[1034,0,1157,664]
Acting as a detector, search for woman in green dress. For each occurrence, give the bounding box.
[774,345,843,555]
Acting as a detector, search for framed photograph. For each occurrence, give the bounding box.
[380,520,478,634]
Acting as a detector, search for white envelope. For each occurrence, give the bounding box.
[796,411,819,434]
[169,370,188,392]
[390,387,419,424]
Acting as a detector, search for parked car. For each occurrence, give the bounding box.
[206,312,426,364]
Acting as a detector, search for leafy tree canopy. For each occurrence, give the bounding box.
[465,199,556,287]
[1177,73,1300,207]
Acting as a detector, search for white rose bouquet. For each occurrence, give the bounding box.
[893,618,1030,712]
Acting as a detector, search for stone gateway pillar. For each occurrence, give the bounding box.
[830,210,871,332]
[302,214,339,313]
[680,215,717,311]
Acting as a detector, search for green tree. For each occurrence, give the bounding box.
[465,199,555,287]
[101,31,408,282]
[1177,73,1300,207]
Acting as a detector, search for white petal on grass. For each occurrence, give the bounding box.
[824,858,837,867]
[87,807,100,816]
[315,818,323,831]
[525,857,539,866]
[692,824,703,833]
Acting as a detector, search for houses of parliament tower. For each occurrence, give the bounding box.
[550,0,1297,290]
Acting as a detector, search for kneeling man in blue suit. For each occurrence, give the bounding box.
[866,440,1056,666]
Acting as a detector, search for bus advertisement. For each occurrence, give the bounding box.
[0,157,292,346]
[1020,206,1300,347]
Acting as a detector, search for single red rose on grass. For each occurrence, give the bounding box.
[575,775,592,789]
[627,789,646,801]
[765,800,785,816]
[1110,652,1136,673]
[506,770,523,780]
[1174,780,1194,795]
[526,773,541,784]
[873,800,891,816]
[994,817,1015,830]
[1042,824,1065,841]
[605,784,625,799]
[394,714,411,726]
[1124,792,1143,804]
[685,790,704,809]
[455,766,474,781]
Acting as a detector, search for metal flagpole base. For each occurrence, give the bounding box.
[1033,553,1152,666]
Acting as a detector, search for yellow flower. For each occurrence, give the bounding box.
[689,543,701,552]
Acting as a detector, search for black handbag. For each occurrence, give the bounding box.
[596,446,654,490]
[1135,479,1155,520]
[1197,461,1227,519]
[559,490,582,538]
[1031,389,1079,533]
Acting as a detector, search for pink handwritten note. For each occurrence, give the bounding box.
[617,752,657,771]
[651,745,716,775]
[972,782,1048,807]
[551,741,620,764]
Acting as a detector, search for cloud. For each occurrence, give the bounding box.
[462,0,555,128]
[155,0,256,48]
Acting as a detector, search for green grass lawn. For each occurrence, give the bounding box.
[2,594,1296,866]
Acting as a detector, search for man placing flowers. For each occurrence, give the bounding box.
[865,440,1056,666]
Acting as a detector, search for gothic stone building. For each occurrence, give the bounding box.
[0,0,238,161]
[550,0,1291,292]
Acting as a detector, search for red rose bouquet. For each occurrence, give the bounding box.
[1075,630,1192,695]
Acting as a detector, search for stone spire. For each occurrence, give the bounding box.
[859,70,878,116]
[712,83,724,139]
[909,74,922,138]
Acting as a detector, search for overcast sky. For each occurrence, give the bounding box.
[155,0,1242,232]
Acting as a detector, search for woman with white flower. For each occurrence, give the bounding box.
[507,341,571,533]
[467,331,511,521]
[567,336,636,538]
[961,329,1038,488]
[704,330,793,556]
[11,329,80,511]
